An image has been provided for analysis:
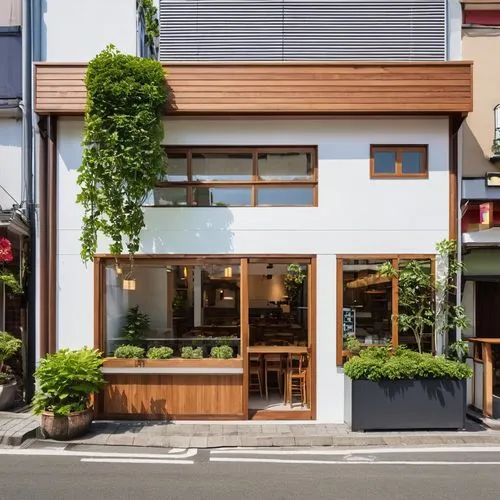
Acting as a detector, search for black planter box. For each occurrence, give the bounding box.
[344,377,466,431]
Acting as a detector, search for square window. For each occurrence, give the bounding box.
[371,146,428,178]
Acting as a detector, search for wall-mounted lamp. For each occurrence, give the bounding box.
[224,266,232,278]
[182,266,188,279]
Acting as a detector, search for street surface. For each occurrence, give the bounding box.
[1,442,500,499]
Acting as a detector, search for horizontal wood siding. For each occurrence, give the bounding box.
[101,373,244,419]
[35,62,473,115]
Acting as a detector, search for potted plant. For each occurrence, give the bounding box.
[283,264,306,307]
[210,345,233,359]
[181,346,203,359]
[32,348,106,440]
[344,345,472,431]
[0,332,22,410]
[114,345,145,359]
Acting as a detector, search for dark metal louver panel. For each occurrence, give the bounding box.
[159,0,446,62]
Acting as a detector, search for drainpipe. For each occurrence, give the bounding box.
[456,122,464,342]
[22,0,35,400]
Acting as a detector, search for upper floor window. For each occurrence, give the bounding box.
[370,146,428,179]
[145,147,317,207]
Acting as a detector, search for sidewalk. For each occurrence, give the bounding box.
[39,418,500,449]
[0,411,39,446]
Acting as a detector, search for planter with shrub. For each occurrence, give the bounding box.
[210,345,233,359]
[344,345,472,431]
[33,348,105,440]
[0,332,22,410]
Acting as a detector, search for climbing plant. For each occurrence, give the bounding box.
[77,45,167,263]
[138,0,160,57]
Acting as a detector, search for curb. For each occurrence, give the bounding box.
[0,426,39,447]
[61,432,500,449]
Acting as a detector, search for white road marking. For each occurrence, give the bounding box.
[210,457,500,466]
[210,446,500,456]
[0,448,198,459]
[81,458,194,465]
[168,448,187,454]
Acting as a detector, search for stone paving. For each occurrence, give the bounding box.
[40,418,500,449]
[0,411,39,446]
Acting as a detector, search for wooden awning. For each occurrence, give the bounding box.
[34,61,473,116]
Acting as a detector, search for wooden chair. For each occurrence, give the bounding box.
[286,353,308,408]
[264,354,285,400]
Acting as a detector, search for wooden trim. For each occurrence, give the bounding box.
[336,258,344,366]
[309,257,317,420]
[38,117,48,358]
[96,413,245,421]
[391,257,399,347]
[370,145,429,179]
[47,115,58,354]
[336,254,435,260]
[34,61,474,115]
[95,253,315,261]
[240,258,249,418]
[93,258,102,351]
[102,358,243,369]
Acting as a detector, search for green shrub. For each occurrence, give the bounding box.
[147,346,173,360]
[181,346,203,359]
[210,345,233,359]
[114,345,145,359]
[344,345,472,382]
[0,332,21,384]
[121,306,149,345]
[345,336,361,354]
[32,348,105,416]
[446,340,469,363]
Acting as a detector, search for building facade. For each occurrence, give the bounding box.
[459,0,500,418]
[33,0,472,422]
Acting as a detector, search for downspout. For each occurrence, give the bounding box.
[456,119,464,342]
[47,115,57,353]
[38,116,47,358]
[22,0,35,399]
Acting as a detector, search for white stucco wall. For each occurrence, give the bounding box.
[0,119,22,210]
[56,116,450,422]
[41,0,137,61]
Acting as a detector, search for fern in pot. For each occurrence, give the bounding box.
[32,348,106,440]
[0,332,22,411]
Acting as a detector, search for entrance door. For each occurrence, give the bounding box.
[476,282,500,338]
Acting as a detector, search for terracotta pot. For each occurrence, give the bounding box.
[40,407,94,440]
[0,380,17,411]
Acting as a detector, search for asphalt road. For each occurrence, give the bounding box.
[1,444,500,500]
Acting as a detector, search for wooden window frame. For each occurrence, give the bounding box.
[155,146,318,207]
[336,254,435,366]
[370,145,428,179]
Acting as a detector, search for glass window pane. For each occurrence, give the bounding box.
[258,152,313,181]
[147,187,188,206]
[373,151,396,174]
[104,263,241,357]
[192,153,253,181]
[256,187,313,206]
[402,151,424,174]
[193,187,251,207]
[164,153,187,182]
[342,259,393,353]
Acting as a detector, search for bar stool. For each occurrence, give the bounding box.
[264,354,285,400]
[286,353,308,408]
[249,355,263,399]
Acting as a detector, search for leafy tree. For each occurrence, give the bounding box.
[379,239,469,353]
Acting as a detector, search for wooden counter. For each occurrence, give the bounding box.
[98,357,244,420]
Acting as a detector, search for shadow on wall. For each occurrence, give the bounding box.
[462,121,496,177]
[141,208,235,255]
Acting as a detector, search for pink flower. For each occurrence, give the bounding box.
[0,238,14,263]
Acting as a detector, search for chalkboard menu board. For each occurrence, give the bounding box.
[343,308,355,336]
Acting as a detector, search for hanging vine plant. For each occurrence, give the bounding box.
[138,0,160,57]
[77,45,168,263]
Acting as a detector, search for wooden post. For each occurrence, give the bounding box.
[240,258,249,419]
[483,342,493,417]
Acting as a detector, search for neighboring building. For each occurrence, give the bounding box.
[0,0,30,392]
[459,0,500,418]
[33,0,472,422]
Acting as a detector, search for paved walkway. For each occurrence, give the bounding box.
[39,418,500,449]
[0,411,39,446]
